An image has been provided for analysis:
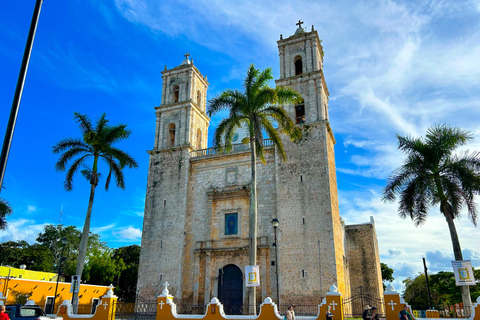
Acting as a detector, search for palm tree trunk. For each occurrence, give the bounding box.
[442,201,472,315]
[248,137,258,313]
[72,182,96,312]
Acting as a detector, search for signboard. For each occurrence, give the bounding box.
[245,265,260,287]
[70,275,81,293]
[451,260,476,286]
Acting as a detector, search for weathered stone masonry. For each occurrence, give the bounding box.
[137,25,383,308]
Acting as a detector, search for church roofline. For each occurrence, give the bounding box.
[161,63,209,86]
[277,29,325,64]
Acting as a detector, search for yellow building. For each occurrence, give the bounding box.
[0,266,59,282]
[0,267,110,314]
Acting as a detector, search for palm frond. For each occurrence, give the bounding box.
[250,67,273,96]
[52,138,89,154]
[64,156,89,191]
[54,146,91,171]
[260,114,286,161]
[276,86,303,105]
[207,90,245,117]
[73,112,93,136]
[101,146,139,169]
[102,155,125,190]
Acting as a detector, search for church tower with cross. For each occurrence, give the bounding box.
[137,22,383,314]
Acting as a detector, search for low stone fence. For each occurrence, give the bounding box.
[56,286,117,320]
[156,283,343,320]
[383,284,480,320]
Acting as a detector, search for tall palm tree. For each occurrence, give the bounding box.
[383,124,480,311]
[207,64,301,306]
[53,112,138,307]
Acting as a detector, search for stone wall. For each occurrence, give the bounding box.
[345,218,384,300]
[137,148,191,299]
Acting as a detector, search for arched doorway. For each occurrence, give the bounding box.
[218,264,243,315]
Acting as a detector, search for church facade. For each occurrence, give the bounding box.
[137,23,383,310]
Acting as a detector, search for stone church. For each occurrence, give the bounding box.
[137,23,383,312]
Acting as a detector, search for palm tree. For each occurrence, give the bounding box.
[53,112,138,308]
[0,197,13,230]
[383,124,480,311]
[207,64,301,306]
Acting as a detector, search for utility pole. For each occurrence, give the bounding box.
[0,0,44,191]
[423,257,433,310]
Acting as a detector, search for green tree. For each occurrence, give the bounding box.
[383,125,480,308]
[52,112,138,306]
[0,240,53,271]
[403,274,430,310]
[207,64,301,304]
[36,224,107,276]
[83,247,125,286]
[0,197,12,230]
[113,245,140,302]
[381,263,394,290]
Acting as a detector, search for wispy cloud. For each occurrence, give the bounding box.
[91,223,117,234]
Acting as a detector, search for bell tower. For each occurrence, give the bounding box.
[153,53,210,151]
[276,20,329,124]
[138,54,210,300]
[274,22,348,300]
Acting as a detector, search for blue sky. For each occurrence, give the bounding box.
[1,0,480,291]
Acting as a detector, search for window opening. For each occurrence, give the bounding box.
[196,129,202,149]
[294,56,303,75]
[91,298,100,314]
[164,199,167,207]
[300,175,303,182]
[173,85,180,103]
[197,90,202,106]
[225,213,238,235]
[295,103,305,124]
[168,124,175,147]
[302,269,305,278]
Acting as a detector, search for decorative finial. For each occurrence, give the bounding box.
[191,58,194,64]
[329,284,338,293]
[104,284,115,297]
[311,25,314,31]
[164,65,167,71]
[385,283,396,293]
[296,20,304,28]
[184,52,190,60]
[280,34,283,40]
[162,281,170,295]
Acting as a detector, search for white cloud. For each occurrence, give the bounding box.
[0,219,48,244]
[340,187,480,288]
[27,205,37,213]
[113,226,142,240]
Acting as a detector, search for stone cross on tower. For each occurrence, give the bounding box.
[296,20,304,28]
[184,52,190,60]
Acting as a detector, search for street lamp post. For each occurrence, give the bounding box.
[271,218,280,304]
[53,238,68,314]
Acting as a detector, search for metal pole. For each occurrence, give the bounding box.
[423,258,433,310]
[53,242,66,314]
[0,0,44,191]
[274,225,279,304]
